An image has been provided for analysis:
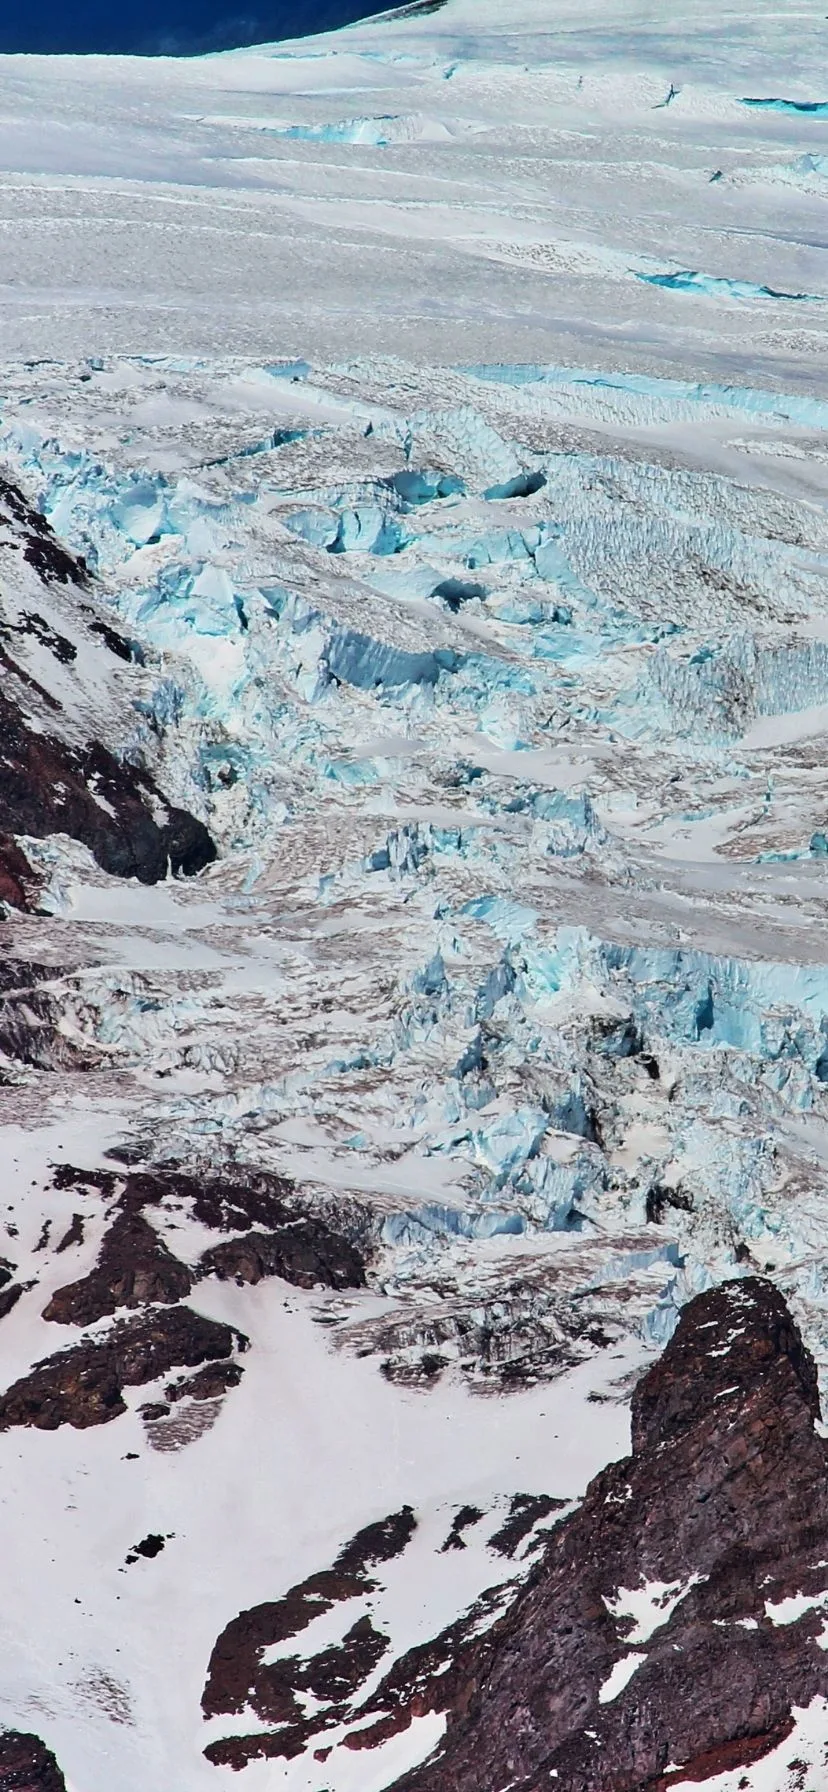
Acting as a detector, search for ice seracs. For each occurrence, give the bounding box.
[1,0,828,1787]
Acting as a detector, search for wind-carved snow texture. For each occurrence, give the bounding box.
[2,0,828,1788]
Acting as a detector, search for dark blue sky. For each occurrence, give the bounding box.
[1,0,384,55]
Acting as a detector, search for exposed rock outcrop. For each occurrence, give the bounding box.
[119,1163,326,1234]
[0,1285,23,1321]
[0,472,216,892]
[0,1729,67,1790]
[0,689,215,883]
[0,836,40,911]
[114,1164,374,1289]
[0,474,90,590]
[199,1222,367,1292]
[0,1305,246,1431]
[49,1162,374,1289]
[167,1359,244,1402]
[202,1506,416,1763]
[389,1278,828,1792]
[0,961,89,1072]
[43,1211,192,1325]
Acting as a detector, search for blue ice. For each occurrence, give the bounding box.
[265,360,312,381]
[430,577,488,610]
[270,115,400,146]
[382,1205,525,1249]
[741,97,828,115]
[534,790,607,856]
[602,941,828,1068]
[516,944,565,1002]
[475,958,517,1021]
[326,628,457,690]
[483,471,547,501]
[448,525,535,570]
[792,154,828,176]
[471,1106,548,1185]
[283,507,340,550]
[111,481,166,547]
[463,365,828,431]
[285,504,407,555]
[646,637,828,741]
[334,507,407,556]
[136,562,243,638]
[635,270,821,303]
[532,526,598,605]
[462,895,537,945]
[386,469,466,505]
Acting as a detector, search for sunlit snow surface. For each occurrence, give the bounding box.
[3,0,828,1788]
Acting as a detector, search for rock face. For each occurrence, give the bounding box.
[43,1210,193,1325]
[391,1278,828,1792]
[0,1306,246,1431]
[202,1508,416,1766]
[0,961,85,1072]
[0,836,40,911]
[199,1222,367,1291]
[0,474,90,590]
[0,1730,67,1790]
[0,1160,373,1440]
[0,472,215,900]
[0,690,215,886]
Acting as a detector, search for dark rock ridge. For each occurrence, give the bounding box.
[0,1161,373,1433]
[43,1211,192,1325]
[387,1278,828,1792]
[487,1491,567,1559]
[126,1161,373,1288]
[0,1285,24,1321]
[0,1305,246,1431]
[50,1161,374,1293]
[0,475,90,589]
[0,1730,67,1790]
[0,472,215,897]
[0,837,40,911]
[0,689,215,884]
[340,1580,522,1758]
[203,1506,416,1765]
[199,1222,367,1292]
[117,1154,374,1268]
[167,1359,244,1402]
[0,1161,373,1434]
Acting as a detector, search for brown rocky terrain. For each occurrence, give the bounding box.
[0,474,91,590]
[44,1161,373,1312]
[0,961,96,1073]
[0,1160,375,1439]
[198,1222,367,1291]
[0,688,216,886]
[0,1730,67,1790]
[0,1305,247,1430]
[384,1277,828,1792]
[0,837,40,911]
[203,1507,417,1765]
[0,471,215,905]
[197,1279,828,1784]
[114,1162,375,1269]
[42,1210,193,1325]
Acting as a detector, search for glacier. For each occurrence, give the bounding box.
[2,0,828,1787]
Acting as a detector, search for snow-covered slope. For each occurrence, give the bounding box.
[2,2,828,1788]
